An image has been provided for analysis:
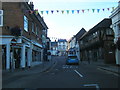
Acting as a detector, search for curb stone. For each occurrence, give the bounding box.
[98,66,120,76]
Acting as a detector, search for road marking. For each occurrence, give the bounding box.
[84,84,100,90]
[74,70,83,78]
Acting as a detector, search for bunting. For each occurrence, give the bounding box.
[39,7,115,15]
[50,37,64,40]
[26,9,39,15]
[25,7,116,15]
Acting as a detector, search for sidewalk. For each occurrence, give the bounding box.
[2,59,56,78]
[80,60,120,75]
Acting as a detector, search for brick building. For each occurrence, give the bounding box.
[0,2,48,70]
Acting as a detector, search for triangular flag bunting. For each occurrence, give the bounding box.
[87,9,90,12]
[56,10,59,13]
[107,8,110,11]
[77,10,80,14]
[97,9,100,13]
[51,10,54,14]
[82,10,84,13]
[35,9,38,15]
[66,10,69,14]
[112,7,115,11]
[46,11,49,14]
[92,9,95,13]
[61,10,64,14]
[41,11,43,14]
[72,10,74,14]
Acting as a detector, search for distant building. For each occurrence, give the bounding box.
[58,39,67,56]
[110,2,120,65]
[51,41,58,56]
[68,28,86,60]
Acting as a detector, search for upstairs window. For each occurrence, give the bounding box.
[32,22,35,33]
[24,15,28,32]
[106,29,113,35]
[36,26,38,36]
[0,10,3,26]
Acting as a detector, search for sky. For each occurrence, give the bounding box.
[31,0,119,41]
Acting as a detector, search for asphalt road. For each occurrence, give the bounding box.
[2,56,119,89]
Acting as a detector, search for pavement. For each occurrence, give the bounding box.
[2,57,120,77]
[2,59,57,77]
[81,60,120,75]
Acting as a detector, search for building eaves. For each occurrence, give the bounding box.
[86,18,112,36]
[75,28,87,40]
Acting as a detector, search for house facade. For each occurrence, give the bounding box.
[67,28,86,60]
[110,2,120,65]
[57,39,67,56]
[51,41,58,56]
[0,2,48,70]
[79,18,116,64]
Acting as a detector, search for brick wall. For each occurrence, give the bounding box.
[2,2,42,44]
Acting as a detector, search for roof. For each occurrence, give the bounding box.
[75,28,87,40]
[87,18,112,35]
[51,42,58,46]
[79,32,88,40]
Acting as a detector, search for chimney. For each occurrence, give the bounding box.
[29,2,34,10]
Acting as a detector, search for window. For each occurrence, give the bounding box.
[106,29,113,35]
[36,26,38,35]
[32,22,34,33]
[24,15,28,32]
[118,24,120,31]
[0,10,3,26]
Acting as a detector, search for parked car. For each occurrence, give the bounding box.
[66,55,79,65]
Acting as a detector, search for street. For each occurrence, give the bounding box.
[2,56,119,89]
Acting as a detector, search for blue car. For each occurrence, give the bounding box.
[66,55,79,65]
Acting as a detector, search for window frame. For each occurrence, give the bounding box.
[36,25,38,36]
[32,22,35,33]
[24,15,28,32]
[0,10,3,27]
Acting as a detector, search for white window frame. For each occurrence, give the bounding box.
[0,10,3,27]
[24,15,28,32]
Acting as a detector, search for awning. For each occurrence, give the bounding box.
[31,40,43,48]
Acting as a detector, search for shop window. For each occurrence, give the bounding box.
[0,10,3,26]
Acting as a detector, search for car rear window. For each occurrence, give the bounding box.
[68,56,77,59]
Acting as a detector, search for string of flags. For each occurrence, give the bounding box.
[49,37,64,40]
[39,7,115,15]
[26,6,115,15]
[26,9,39,15]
